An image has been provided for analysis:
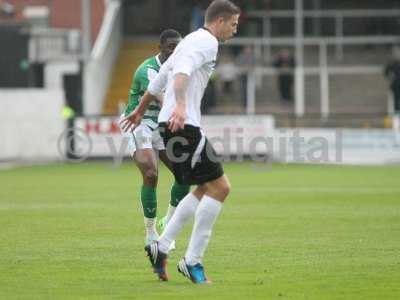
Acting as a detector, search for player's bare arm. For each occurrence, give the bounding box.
[169,73,189,132]
[120,91,157,132]
[155,93,164,106]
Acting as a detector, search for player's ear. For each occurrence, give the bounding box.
[218,16,225,25]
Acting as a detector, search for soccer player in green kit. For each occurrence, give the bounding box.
[121,29,190,247]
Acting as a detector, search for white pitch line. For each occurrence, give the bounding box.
[233,187,400,194]
[0,203,109,210]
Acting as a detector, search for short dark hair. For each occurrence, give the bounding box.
[205,0,240,24]
[160,29,181,45]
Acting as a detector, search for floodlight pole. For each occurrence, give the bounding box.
[81,0,92,62]
[295,0,305,117]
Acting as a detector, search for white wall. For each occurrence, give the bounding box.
[0,89,65,161]
[45,62,80,89]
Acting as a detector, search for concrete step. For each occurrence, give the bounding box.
[102,39,158,115]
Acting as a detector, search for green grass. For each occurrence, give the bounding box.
[1,162,400,299]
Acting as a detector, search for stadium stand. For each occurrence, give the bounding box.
[102,0,399,128]
[1,0,400,128]
[102,40,158,115]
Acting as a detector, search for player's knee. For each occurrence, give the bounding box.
[219,180,231,198]
[143,168,158,186]
[206,176,231,201]
[210,179,230,200]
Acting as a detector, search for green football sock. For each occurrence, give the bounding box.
[170,182,190,207]
[141,185,157,218]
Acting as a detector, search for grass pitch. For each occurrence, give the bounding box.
[1,162,400,299]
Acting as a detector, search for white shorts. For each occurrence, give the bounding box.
[122,123,165,156]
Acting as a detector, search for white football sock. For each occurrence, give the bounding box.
[144,217,157,236]
[164,204,176,224]
[158,193,200,253]
[184,195,222,266]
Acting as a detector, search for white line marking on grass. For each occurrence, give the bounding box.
[0,203,111,210]
[233,187,400,194]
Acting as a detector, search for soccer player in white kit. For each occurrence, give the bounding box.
[120,0,240,284]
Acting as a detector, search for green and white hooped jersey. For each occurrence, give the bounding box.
[124,55,162,129]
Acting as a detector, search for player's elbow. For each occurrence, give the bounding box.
[173,73,189,95]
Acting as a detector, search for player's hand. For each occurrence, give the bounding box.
[119,109,142,133]
[168,103,186,132]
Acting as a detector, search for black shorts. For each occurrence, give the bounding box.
[159,122,224,185]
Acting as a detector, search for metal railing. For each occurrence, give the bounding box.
[226,35,400,62]
[246,9,400,61]
[247,9,400,36]
[222,35,400,118]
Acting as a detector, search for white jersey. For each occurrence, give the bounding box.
[147,28,218,127]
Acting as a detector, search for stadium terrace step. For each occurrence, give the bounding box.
[102,39,158,115]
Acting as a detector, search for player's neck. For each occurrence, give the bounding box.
[203,23,218,39]
[158,53,167,64]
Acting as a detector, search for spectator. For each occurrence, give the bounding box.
[215,52,238,99]
[236,45,256,108]
[236,0,262,36]
[273,48,295,103]
[384,45,400,114]
[201,73,217,114]
[260,0,272,11]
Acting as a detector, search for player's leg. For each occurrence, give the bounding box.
[150,185,206,282]
[123,122,166,281]
[134,148,160,245]
[145,124,209,281]
[177,136,229,283]
[156,184,206,254]
[200,174,231,202]
[124,123,162,246]
[157,126,224,255]
[158,150,190,230]
[177,175,230,283]
[184,175,230,257]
